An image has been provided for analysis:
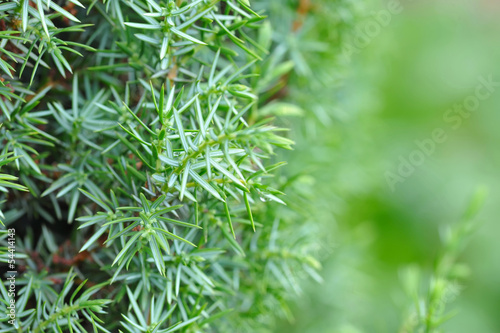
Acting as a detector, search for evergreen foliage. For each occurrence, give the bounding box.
[1,0,487,332]
[0,0,321,331]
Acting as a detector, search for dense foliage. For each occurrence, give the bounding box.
[2,0,495,332]
[0,0,323,331]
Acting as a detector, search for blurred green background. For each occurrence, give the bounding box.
[269,0,500,332]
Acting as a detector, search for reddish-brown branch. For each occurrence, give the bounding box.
[293,0,313,32]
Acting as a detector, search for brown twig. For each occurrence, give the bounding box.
[293,0,313,32]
